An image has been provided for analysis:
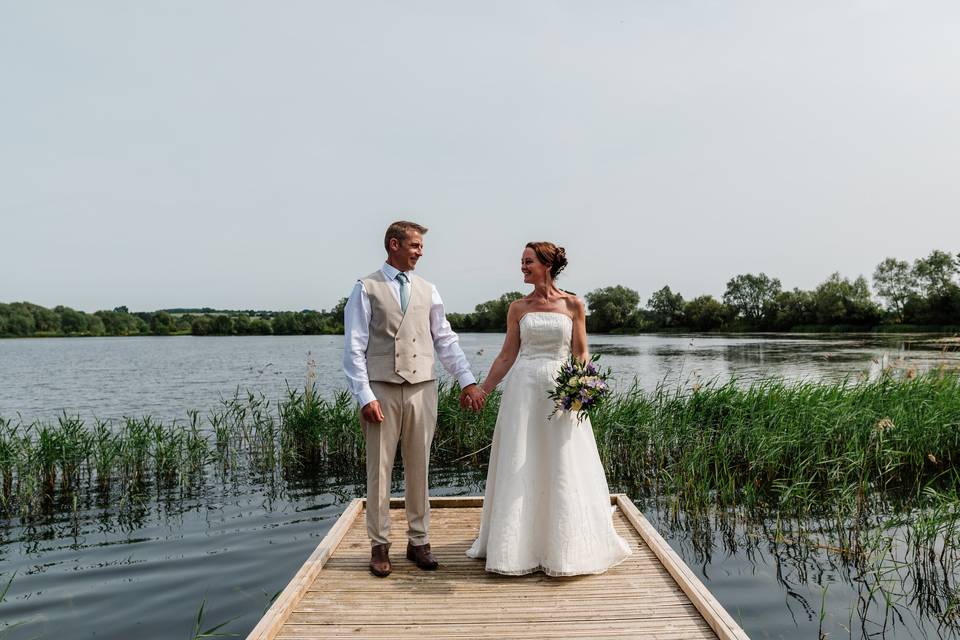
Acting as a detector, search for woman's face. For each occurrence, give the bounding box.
[521,247,550,284]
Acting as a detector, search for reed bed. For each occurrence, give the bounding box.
[596,370,960,518]
[2,372,959,520]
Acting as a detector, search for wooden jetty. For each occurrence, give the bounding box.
[247,495,750,639]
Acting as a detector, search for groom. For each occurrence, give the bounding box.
[342,220,487,577]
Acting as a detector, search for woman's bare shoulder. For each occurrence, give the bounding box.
[561,292,585,315]
[507,297,530,317]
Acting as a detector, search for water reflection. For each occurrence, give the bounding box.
[0,463,486,640]
[591,343,641,356]
[630,496,960,640]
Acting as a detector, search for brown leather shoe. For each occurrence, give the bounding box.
[370,543,392,577]
[406,541,439,570]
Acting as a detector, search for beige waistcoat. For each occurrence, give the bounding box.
[361,270,436,385]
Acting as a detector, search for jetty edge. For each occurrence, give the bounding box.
[246,495,751,639]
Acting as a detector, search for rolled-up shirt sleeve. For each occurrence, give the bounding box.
[342,281,378,408]
[429,285,477,389]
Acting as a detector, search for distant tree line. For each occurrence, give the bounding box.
[446,250,960,333]
[3,250,957,338]
[0,301,348,338]
[446,292,525,332]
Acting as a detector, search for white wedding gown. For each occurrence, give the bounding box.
[466,312,632,576]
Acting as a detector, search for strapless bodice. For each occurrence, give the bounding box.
[517,312,572,362]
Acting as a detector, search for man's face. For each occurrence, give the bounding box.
[389,231,424,271]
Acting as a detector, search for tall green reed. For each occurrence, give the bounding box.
[594,371,960,516]
[2,372,959,521]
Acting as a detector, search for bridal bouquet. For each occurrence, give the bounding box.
[548,355,612,423]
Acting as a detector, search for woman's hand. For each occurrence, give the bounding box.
[460,384,487,412]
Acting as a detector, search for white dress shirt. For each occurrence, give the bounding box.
[342,263,477,407]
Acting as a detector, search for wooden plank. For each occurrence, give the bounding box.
[245,498,363,640]
[614,494,751,640]
[298,591,691,605]
[286,604,704,624]
[275,619,716,639]
[386,496,483,508]
[254,495,747,640]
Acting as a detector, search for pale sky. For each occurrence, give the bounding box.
[2,1,958,314]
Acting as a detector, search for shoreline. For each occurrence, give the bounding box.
[3,327,959,341]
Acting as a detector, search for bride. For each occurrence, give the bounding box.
[465,242,632,576]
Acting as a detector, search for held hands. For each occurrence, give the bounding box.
[459,384,488,413]
[364,386,484,421]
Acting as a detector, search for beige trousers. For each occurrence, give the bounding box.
[363,379,438,547]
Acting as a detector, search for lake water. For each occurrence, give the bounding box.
[2,332,957,424]
[1,333,958,640]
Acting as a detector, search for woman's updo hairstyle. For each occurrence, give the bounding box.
[525,241,568,279]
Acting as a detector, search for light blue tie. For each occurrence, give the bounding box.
[396,272,410,313]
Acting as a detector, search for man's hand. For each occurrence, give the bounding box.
[459,384,487,412]
[361,400,385,424]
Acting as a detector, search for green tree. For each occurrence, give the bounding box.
[771,289,815,330]
[6,305,37,337]
[623,308,654,332]
[233,314,252,335]
[8,311,35,335]
[682,295,727,331]
[584,286,641,333]
[271,312,303,335]
[26,303,60,333]
[84,314,106,336]
[191,315,213,336]
[250,318,273,334]
[56,306,89,335]
[211,315,234,335]
[472,292,524,331]
[872,257,915,320]
[133,316,150,334]
[446,312,469,331]
[0,304,35,336]
[301,311,325,334]
[925,285,960,325]
[912,249,959,299]
[149,311,177,335]
[722,273,782,325]
[95,309,142,335]
[330,297,348,327]
[647,286,685,328]
[811,273,881,326]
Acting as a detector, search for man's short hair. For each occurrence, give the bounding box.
[384,221,428,251]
